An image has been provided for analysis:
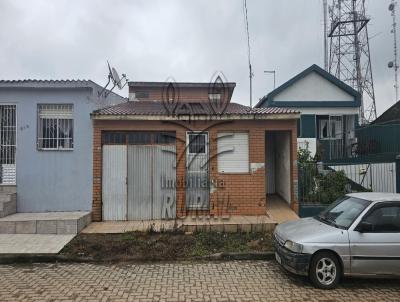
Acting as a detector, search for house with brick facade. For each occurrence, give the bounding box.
[90,81,300,221]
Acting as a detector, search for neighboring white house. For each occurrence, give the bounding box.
[0,80,125,212]
[255,64,361,161]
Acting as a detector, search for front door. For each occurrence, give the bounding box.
[186,132,209,210]
[349,202,400,275]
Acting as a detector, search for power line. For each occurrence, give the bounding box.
[243,0,253,107]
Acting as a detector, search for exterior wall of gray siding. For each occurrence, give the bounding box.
[0,85,124,212]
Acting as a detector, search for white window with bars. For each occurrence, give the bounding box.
[0,105,16,184]
[37,104,74,150]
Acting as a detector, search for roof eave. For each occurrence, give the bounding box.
[255,64,362,108]
[90,113,300,121]
[128,82,237,89]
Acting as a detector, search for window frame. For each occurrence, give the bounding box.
[134,91,149,99]
[208,93,221,102]
[37,104,74,151]
[0,104,17,165]
[187,133,207,154]
[186,131,208,155]
[357,202,400,233]
[318,115,343,140]
[217,131,250,174]
[319,119,329,140]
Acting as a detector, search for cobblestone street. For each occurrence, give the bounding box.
[0,260,399,302]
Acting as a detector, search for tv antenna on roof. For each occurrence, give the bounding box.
[98,61,128,97]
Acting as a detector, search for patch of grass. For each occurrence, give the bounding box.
[189,232,273,257]
[60,231,273,262]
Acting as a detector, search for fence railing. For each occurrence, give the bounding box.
[298,160,398,205]
[319,123,400,163]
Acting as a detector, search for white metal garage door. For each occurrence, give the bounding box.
[102,145,127,220]
[102,133,176,221]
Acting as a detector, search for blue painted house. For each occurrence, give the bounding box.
[255,64,361,161]
[0,80,125,213]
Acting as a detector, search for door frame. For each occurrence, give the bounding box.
[265,130,292,205]
[185,131,210,210]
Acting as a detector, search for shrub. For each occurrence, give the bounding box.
[297,147,349,204]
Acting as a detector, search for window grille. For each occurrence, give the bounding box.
[37,104,73,150]
[188,133,206,154]
[0,105,16,164]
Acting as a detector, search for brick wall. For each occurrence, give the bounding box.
[129,85,234,103]
[92,118,297,221]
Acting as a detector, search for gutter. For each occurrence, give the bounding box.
[90,113,300,121]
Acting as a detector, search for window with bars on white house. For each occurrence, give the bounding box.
[0,105,17,184]
[37,104,73,150]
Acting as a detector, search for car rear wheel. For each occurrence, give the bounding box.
[309,252,341,289]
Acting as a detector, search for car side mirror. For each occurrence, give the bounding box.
[355,221,374,233]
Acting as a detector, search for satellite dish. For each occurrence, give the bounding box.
[389,3,395,11]
[388,61,394,68]
[98,61,128,97]
[111,67,122,89]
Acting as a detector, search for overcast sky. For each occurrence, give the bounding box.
[0,0,396,115]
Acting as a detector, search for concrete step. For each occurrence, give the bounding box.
[0,185,16,194]
[0,193,16,218]
[180,215,277,233]
[0,211,91,235]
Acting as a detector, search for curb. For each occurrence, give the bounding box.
[0,255,92,265]
[200,252,275,261]
[0,252,275,265]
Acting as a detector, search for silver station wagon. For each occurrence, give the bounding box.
[274,193,400,289]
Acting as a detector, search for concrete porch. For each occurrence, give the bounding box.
[0,212,91,255]
[0,186,92,255]
[0,211,91,235]
[81,196,298,234]
[82,215,276,234]
[266,194,299,224]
